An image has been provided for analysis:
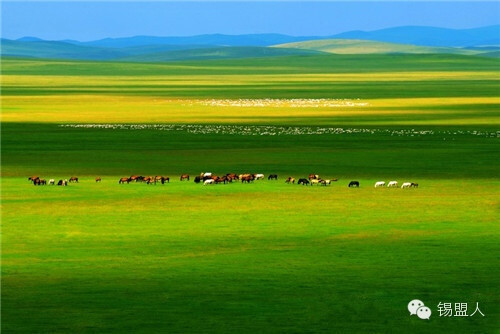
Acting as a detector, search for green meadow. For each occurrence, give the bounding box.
[1,54,499,333]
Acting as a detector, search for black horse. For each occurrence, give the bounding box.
[268,174,278,180]
[298,178,309,186]
[348,181,360,188]
[194,176,202,184]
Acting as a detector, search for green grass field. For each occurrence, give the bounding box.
[1,54,499,333]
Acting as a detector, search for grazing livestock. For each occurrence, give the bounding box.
[28,176,39,182]
[204,179,214,185]
[285,177,295,184]
[268,174,278,180]
[401,182,412,189]
[375,181,386,188]
[320,179,331,186]
[241,175,254,183]
[69,177,79,183]
[194,176,202,183]
[57,179,68,186]
[130,175,143,182]
[202,172,212,178]
[387,181,398,188]
[254,174,265,180]
[119,177,131,184]
[226,173,238,180]
[215,176,229,184]
[310,179,320,186]
[33,178,45,186]
[348,181,360,188]
[49,179,55,185]
[298,178,310,186]
[180,174,190,181]
[308,174,319,180]
[411,183,419,188]
[95,177,101,183]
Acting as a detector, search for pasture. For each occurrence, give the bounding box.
[1,54,499,333]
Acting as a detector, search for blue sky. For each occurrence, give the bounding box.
[1,1,499,41]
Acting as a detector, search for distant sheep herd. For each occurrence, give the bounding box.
[28,174,418,189]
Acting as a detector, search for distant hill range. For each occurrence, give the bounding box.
[1,25,499,61]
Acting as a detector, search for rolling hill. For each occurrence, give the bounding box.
[118,46,325,62]
[273,39,482,56]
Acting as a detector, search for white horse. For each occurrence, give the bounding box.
[48,179,55,185]
[203,179,214,185]
[254,174,265,180]
[202,172,212,178]
[310,179,320,186]
[387,181,398,187]
[321,180,331,186]
[375,181,386,188]
[401,182,412,189]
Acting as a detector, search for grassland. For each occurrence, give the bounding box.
[1,54,499,333]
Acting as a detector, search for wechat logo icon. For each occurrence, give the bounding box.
[408,299,431,320]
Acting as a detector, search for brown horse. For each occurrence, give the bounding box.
[285,177,295,184]
[241,175,254,183]
[226,173,238,180]
[130,175,143,182]
[95,177,101,183]
[180,174,190,181]
[119,177,130,184]
[308,174,319,180]
[29,176,39,182]
[69,176,79,183]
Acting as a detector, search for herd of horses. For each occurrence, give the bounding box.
[29,174,418,189]
[29,176,78,186]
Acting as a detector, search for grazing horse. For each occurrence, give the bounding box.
[194,176,202,183]
[95,177,101,183]
[33,178,41,186]
[241,175,254,183]
[227,173,238,180]
[119,177,131,184]
[401,182,412,189]
[69,177,79,183]
[411,183,419,188]
[321,179,331,186]
[204,179,214,185]
[202,172,212,178]
[57,179,68,186]
[254,174,265,180]
[28,176,39,182]
[268,174,278,180]
[180,174,190,181]
[387,181,398,188]
[142,176,155,184]
[348,181,359,188]
[308,174,319,180]
[215,176,228,184]
[298,178,310,186]
[130,175,143,182]
[49,179,55,185]
[160,176,170,184]
[285,177,295,184]
[375,181,386,188]
[310,179,321,186]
